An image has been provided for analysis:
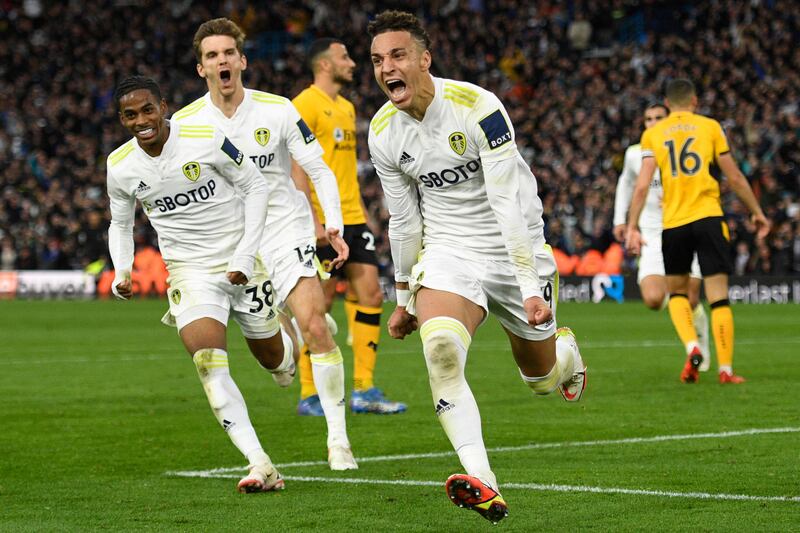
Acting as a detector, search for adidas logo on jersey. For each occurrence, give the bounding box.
[136,181,151,193]
[399,151,415,165]
[435,398,454,416]
[222,418,235,432]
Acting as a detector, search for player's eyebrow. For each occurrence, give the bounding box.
[371,47,407,58]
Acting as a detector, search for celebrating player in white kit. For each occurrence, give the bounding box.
[172,18,356,470]
[367,11,587,524]
[107,76,289,493]
[613,103,710,369]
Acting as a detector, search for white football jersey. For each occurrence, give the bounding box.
[369,76,547,300]
[107,121,267,277]
[172,89,341,241]
[613,143,663,230]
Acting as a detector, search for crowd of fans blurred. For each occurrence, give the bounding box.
[1,0,798,281]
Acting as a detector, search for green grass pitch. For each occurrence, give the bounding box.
[1,299,798,531]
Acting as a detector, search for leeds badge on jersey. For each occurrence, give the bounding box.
[254,128,270,146]
[182,162,201,182]
[448,132,467,155]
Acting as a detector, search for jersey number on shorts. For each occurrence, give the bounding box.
[362,231,376,251]
[664,137,701,177]
[245,280,274,313]
[294,244,316,263]
[542,282,554,309]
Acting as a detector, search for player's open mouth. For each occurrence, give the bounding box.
[220,69,232,84]
[386,79,407,100]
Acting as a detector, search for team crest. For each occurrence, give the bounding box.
[448,132,467,155]
[170,289,181,305]
[254,128,271,146]
[182,162,201,182]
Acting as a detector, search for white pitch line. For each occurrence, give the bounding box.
[165,426,800,474]
[3,337,800,364]
[168,474,800,504]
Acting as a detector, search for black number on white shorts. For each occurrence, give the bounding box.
[542,282,553,307]
[245,280,274,313]
[293,244,316,263]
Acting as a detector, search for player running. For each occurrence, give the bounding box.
[292,38,407,416]
[367,11,586,524]
[173,18,357,470]
[625,79,770,384]
[613,103,711,370]
[108,76,287,493]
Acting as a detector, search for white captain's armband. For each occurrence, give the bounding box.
[296,119,316,144]
[221,137,244,165]
[479,110,512,150]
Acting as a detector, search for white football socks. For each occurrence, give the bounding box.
[310,347,349,448]
[193,348,270,466]
[420,317,496,489]
[693,303,711,370]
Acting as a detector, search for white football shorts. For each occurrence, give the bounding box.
[161,269,280,339]
[638,227,701,283]
[407,244,558,341]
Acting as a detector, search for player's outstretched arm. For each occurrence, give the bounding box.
[717,153,771,238]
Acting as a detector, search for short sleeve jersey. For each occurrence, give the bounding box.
[106,121,260,272]
[172,90,321,237]
[368,76,546,262]
[640,111,728,228]
[293,85,365,225]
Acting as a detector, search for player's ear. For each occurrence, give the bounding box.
[420,49,431,71]
[241,53,248,71]
[159,99,168,116]
[197,62,206,79]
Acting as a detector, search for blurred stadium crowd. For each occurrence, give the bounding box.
[1,0,798,280]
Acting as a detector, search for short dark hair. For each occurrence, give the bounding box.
[645,102,669,115]
[367,10,431,51]
[308,38,343,72]
[665,79,696,106]
[114,76,161,107]
[193,18,246,62]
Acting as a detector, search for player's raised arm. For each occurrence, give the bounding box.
[106,165,136,299]
[212,130,268,282]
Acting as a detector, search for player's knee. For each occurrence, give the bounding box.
[303,313,332,346]
[642,293,664,310]
[423,333,463,387]
[360,285,384,308]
